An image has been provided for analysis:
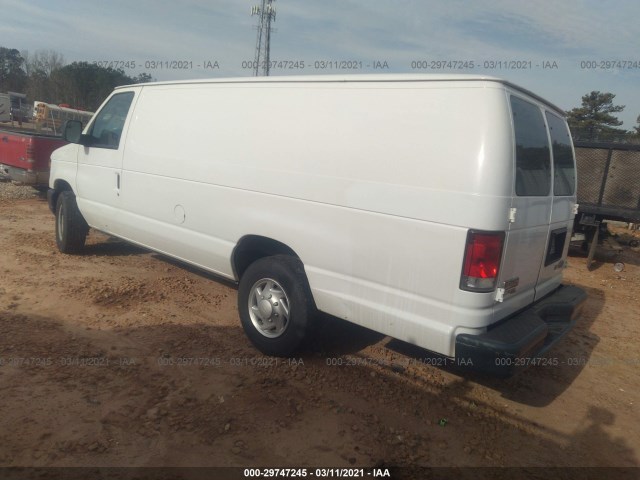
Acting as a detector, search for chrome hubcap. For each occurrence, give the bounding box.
[248,278,290,338]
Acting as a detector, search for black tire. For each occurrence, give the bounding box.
[55,190,89,254]
[237,255,314,356]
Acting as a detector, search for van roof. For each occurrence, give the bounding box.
[116,74,565,116]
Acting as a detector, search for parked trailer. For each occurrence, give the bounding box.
[0,92,29,125]
[573,141,640,268]
[0,94,10,123]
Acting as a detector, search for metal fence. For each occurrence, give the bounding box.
[574,142,640,222]
[571,128,640,145]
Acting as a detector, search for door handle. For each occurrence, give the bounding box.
[115,172,120,196]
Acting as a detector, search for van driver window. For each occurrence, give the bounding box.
[511,96,551,196]
[88,92,134,149]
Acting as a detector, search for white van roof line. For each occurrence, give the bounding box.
[115,74,566,116]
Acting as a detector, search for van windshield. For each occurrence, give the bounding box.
[511,96,551,196]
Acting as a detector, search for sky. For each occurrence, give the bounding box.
[1,0,639,128]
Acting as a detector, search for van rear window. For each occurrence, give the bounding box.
[545,112,575,196]
[510,96,551,196]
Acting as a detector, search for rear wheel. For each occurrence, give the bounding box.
[238,255,314,356]
[55,191,88,254]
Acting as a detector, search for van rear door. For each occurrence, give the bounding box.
[494,95,554,316]
[533,112,576,300]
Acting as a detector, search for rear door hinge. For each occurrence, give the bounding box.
[495,278,519,303]
[508,207,517,223]
[573,203,579,215]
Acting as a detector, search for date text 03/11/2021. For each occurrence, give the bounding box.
[243,468,391,478]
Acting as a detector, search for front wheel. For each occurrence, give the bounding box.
[55,191,89,254]
[237,255,315,356]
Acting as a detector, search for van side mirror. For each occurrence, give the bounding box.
[63,120,85,144]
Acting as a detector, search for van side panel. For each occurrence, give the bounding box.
[124,82,513,221]
[117,81,513,356]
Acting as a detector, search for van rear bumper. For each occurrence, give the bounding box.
[455,285,587,377]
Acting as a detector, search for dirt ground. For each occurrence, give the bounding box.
[1,183,639,477]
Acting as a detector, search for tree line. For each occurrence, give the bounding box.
[0,46,152,112]
[1,45,639,142]
[567,91,640,143]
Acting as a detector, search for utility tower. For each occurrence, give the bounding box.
[251,0,276,76]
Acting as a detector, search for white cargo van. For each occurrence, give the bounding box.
[48,74,586,376]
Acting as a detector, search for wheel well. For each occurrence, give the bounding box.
[53,179,73,192]
[232,235,300,280]
[47,180,73,214]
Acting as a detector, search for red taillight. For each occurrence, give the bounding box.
[460,231,505,292]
